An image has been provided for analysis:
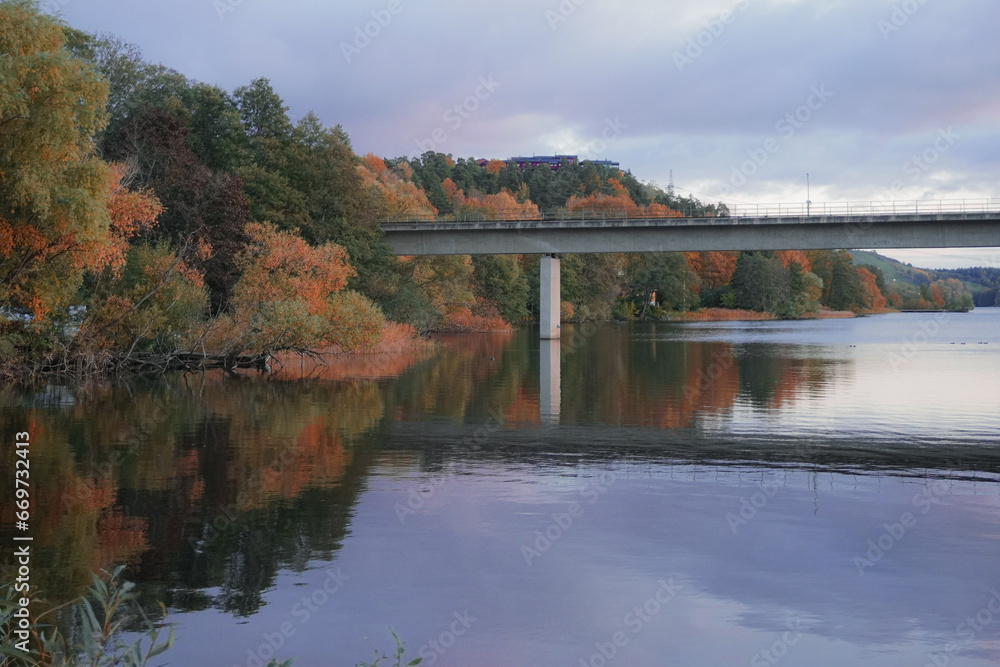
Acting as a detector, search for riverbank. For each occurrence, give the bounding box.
[662,307,903,323]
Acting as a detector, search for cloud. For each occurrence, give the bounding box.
[56,0,1000,211]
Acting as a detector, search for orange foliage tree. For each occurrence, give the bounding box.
[857,267,887,311]
[63,165,209,354]
[456,188,540,221]
[777,250,812,273]
[358,153,437,220]
[565,178,644,217]
[93,163,165,274]
[929,282,945,308]
[566,179,683,220]
[686,252,738,289]
[212,222,384,353]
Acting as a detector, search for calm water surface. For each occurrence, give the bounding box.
[4,310,1000,666]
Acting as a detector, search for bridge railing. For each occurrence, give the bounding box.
[726,198,1000,218]
[382,198,1000,224]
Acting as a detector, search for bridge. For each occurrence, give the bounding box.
[380,199,1000,340]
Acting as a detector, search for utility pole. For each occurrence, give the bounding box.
[806,173,811,216]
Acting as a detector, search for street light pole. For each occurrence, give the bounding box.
[806,173,811,216]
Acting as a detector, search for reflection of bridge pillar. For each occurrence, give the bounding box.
[540,254,560,339]
[539,338,561,424]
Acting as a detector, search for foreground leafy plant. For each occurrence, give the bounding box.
[355,628,421,667]
[1,565,174,666]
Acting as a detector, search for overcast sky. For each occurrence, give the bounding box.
[49,0,1000,269]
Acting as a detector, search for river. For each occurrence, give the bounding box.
[4,309,1000,666]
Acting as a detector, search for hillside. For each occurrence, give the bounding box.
[852,251,1000,307]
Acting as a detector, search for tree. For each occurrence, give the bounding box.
[857,267,887,311]
[934,278,973,311]
[565,178,644,218]
[472,254,529,323]
[80,241,209,353]
[93,163,164,274]
[233,77,293,144]
[64,30,190,148]
[217,222,381,353]
[201,173,251,313]
[826,251,865,311]
[731,252,790,313]
[693,251,738,289]
[627,253,698,318]
[0,1,111,320]
[103,106,249,312]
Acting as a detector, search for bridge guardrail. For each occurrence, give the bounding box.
[382,198,1000,225]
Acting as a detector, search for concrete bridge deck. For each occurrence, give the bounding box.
[382,211,1000,256]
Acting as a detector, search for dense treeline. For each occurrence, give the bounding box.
[0,2,504,378]
[942,267,1000,307]
[0,2,976,379]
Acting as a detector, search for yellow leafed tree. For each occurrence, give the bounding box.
[0,2,112,320]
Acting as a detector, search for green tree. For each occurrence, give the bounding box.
[731,252,790,313]
[627,253,698,318]
[289,115,399,306]
[827,250,864,311]
[234,77,293,144]
[472,254,529,323]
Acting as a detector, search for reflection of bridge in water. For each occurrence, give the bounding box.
[382,200,1000,339]
[383,418,1000,480]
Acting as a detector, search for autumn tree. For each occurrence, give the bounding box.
[211,223,384,354]
[934,278,973,311]
[691,252,738,289]
[80,242,209,353]
[455,188,540,221]
[776,250,812,273]
[857,267,887,311]
[76,163,212,354]
[359,153,437,220]
[565,178,644,218]
[0,1,111,322]
[93,163,164,273]
[103,106,249,312]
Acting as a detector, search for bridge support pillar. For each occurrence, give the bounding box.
[540,254,560,339]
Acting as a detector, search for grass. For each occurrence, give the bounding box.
[669,308,776,322]
[2,568,418,667]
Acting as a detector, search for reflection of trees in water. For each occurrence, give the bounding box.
[0,327,847,622]
[734,344,842,409]
[389,330,524,421]
[0,376,391,619]
[554,326,842,424]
